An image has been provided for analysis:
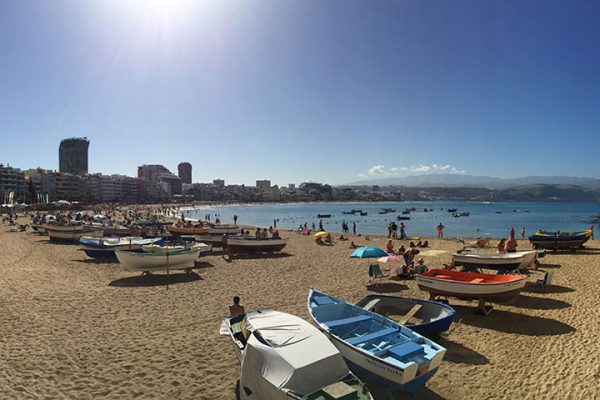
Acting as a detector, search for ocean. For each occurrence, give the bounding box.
[181,201,599,239]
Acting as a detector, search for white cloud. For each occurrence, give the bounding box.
[361,163,466,178]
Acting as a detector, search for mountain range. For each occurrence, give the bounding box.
[347,174,600,189]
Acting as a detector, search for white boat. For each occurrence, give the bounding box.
[78,237,164,259]
[226,237,288,253]
[44,224,103,242]
[142,242,212,256]
[115,246,201,272]
[453,250,538,272]
[220,310,373,400]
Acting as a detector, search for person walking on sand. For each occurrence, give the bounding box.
[437,223,445,239]
[353,222,356,235]
[521,227,526,240]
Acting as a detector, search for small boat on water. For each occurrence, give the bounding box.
[220,310,373,400]
[423,208,433,212]
[397,215,411,221]
[529,229,593,250]
[382,208,396,212]
[115,246,201,273]
[78,236,164,259]
[359,212,368,216]
[317,214,332,218]
[415,269,527,303]
[308,289,446,394]
[447,208,457,213]
[453,212,470,217]
[401,210,411,215]
[226,236,288,254]
[44,224,102,243]
[355,294,455,337]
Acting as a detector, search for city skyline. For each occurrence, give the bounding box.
[2,1,600,185]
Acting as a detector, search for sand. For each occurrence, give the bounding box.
[1,224,599,399]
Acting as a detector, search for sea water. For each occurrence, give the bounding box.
[183,201,599,239]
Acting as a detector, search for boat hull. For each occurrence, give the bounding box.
[115,248,201,271]
[452,252,524,271]
[46,227,102,242]
[226,238,288,253]
[415,270,527,302]
[529,230,592,249]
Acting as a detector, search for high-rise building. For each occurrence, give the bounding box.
[256,180,271,192]
[59,137,89,175]
[178,162,192,184]
[213,179,225,187]
[137,164,172,181]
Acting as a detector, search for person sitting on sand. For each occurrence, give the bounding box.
[416,240,423,247]
[229,296,246,316]
[349,241,359,249]
[337,234,348,241]
[398,245,406,255]
[324,233,334,244]
[414,258,428,274]
[422,240,429,248]
[497,239,507,254]
[386,240,395,253]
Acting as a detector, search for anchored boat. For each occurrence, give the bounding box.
[529,229,593,250]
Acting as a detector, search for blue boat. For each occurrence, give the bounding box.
[78,237,164,259]
[307,289,446,394]
[354,294,455,337]
[529,229,593,250]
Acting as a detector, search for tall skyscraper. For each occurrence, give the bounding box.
[178,162,192,184]
[59,137,89,175]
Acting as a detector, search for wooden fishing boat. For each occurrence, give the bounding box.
[397,215,411,221]
[205,224,242,235]
[115,246,201,272]
[220,310,373,400]
[194,234,227,248]
[226,237,288,254]
[317,214,332,218]
[308,289,446,394]
[359,212,368,216]
[78,237,164,259]
[447,208,457,213]
[167,225,210,236]
[44,224,102,243]
[415,269,527,303]
[355,294,455,336]
[529,229,593,250]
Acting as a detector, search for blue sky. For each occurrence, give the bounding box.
[1,0,599,185]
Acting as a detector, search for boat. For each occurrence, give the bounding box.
[44,224,102,243]
[317,214,332,218]
[382,208,396,212]
[167,225,209,235]
[359,212,368,216]
[529,229,593,250]
[226,236,288,254]
[447,208,457,213]
[406,207,416,212]
[355,294,455,337]
[115,246,201,272]
[220,310,373,400]
[396,215,411,221]
[96,226,133,237]
[78,236,164,259]
[452,250,536,272]
[415,269,527,303]
[142,242,211,256]
[308,289,446,394]
[453,212,470,218]
[205,224,242,235]
[194,234,227,248]
[423,208,433,212]
[378,211,387,215]
[401,210,411,215]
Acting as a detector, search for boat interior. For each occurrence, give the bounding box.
[359,297,449,325]
[310,295,438,369]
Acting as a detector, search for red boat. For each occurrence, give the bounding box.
[415,269,527,303]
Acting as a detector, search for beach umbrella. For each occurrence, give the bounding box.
[377,255,403,264]
[313,231,328,238]
[350,246,388,259]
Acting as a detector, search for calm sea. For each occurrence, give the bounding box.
[182,201,599,239]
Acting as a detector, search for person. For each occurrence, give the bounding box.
[403,248,420,269]
[337,234,347,241]
[262,228,268,239]
[497,238,507,254]
[437,223,445,239]
[416,240,423,247]
[507,235,518,252]
[272,229,280,239]
[590,225,595,240]
[349,241,359,249]
[399,223,406,240]
[215,217,221,224]
[521,227,526,240]
[229,296,246,316]
[386,239,395,253]
[319,219,323,231]
[352,222,356,235]
[233,214,238,224]
[387,222,392,239]
[273,218,277,228]
[414,258,428,274]
[422,240,429,248]
[391,221,398,239]
[255,227,261,239]
[324,233,333,244]
[398,245,406,255]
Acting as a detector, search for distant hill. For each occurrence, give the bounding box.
[348,174,600,189]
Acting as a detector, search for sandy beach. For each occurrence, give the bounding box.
[1,225,599,399]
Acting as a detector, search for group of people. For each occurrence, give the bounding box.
[254,226,280,239]
[387,221,407,240]
[497,227,519,253]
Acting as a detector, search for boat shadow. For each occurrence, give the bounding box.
[224,252,294,261]
[72,258,119,264]
[521,282,575,294]
[452,305,576,336]
[536,263,561,269]
[435,337,489,365]
[509,294,571,310]
[369,386,446,400]
[109,272,203,287]
[366,282,409,293]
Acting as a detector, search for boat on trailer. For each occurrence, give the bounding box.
[226,236,288,254]
[355,294,456,337]
[529,229,593,250]
[115,246,201,273]
[220,310,373,400]
[308,289,446,394]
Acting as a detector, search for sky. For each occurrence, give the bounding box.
[1,0,600,186]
